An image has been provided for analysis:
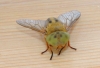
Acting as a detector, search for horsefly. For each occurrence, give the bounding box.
[16,10,81,60]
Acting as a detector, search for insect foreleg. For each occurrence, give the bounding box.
[49,47,53,60]
[58,44,67,55]
[68,41,77,50]
[41,38,49,54]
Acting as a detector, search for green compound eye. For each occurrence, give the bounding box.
[46,31,70,46]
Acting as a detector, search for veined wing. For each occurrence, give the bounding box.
[58,10,81,31]
[16,19,46,34]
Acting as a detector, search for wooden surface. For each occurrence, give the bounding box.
[0,0,100,68]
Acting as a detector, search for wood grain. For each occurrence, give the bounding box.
[0,0,100,68]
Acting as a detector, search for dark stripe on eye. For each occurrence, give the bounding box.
[54,35,56,38]
[60,34,62,37]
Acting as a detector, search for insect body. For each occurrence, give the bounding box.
[16,10,81,60]
[45,17,69,47]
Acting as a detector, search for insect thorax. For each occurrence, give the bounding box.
[46,22,66,35]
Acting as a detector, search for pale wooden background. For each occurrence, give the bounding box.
[0,0,100,68]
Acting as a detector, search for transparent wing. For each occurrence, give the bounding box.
[16,19,46,34]
[58,10,81,31]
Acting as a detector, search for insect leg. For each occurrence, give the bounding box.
[68,41,77,50]
[41,38,49,54]
[49,47,53,60]
[58,44,66,55]
[41,46,49,54]
[41,38,53,60]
